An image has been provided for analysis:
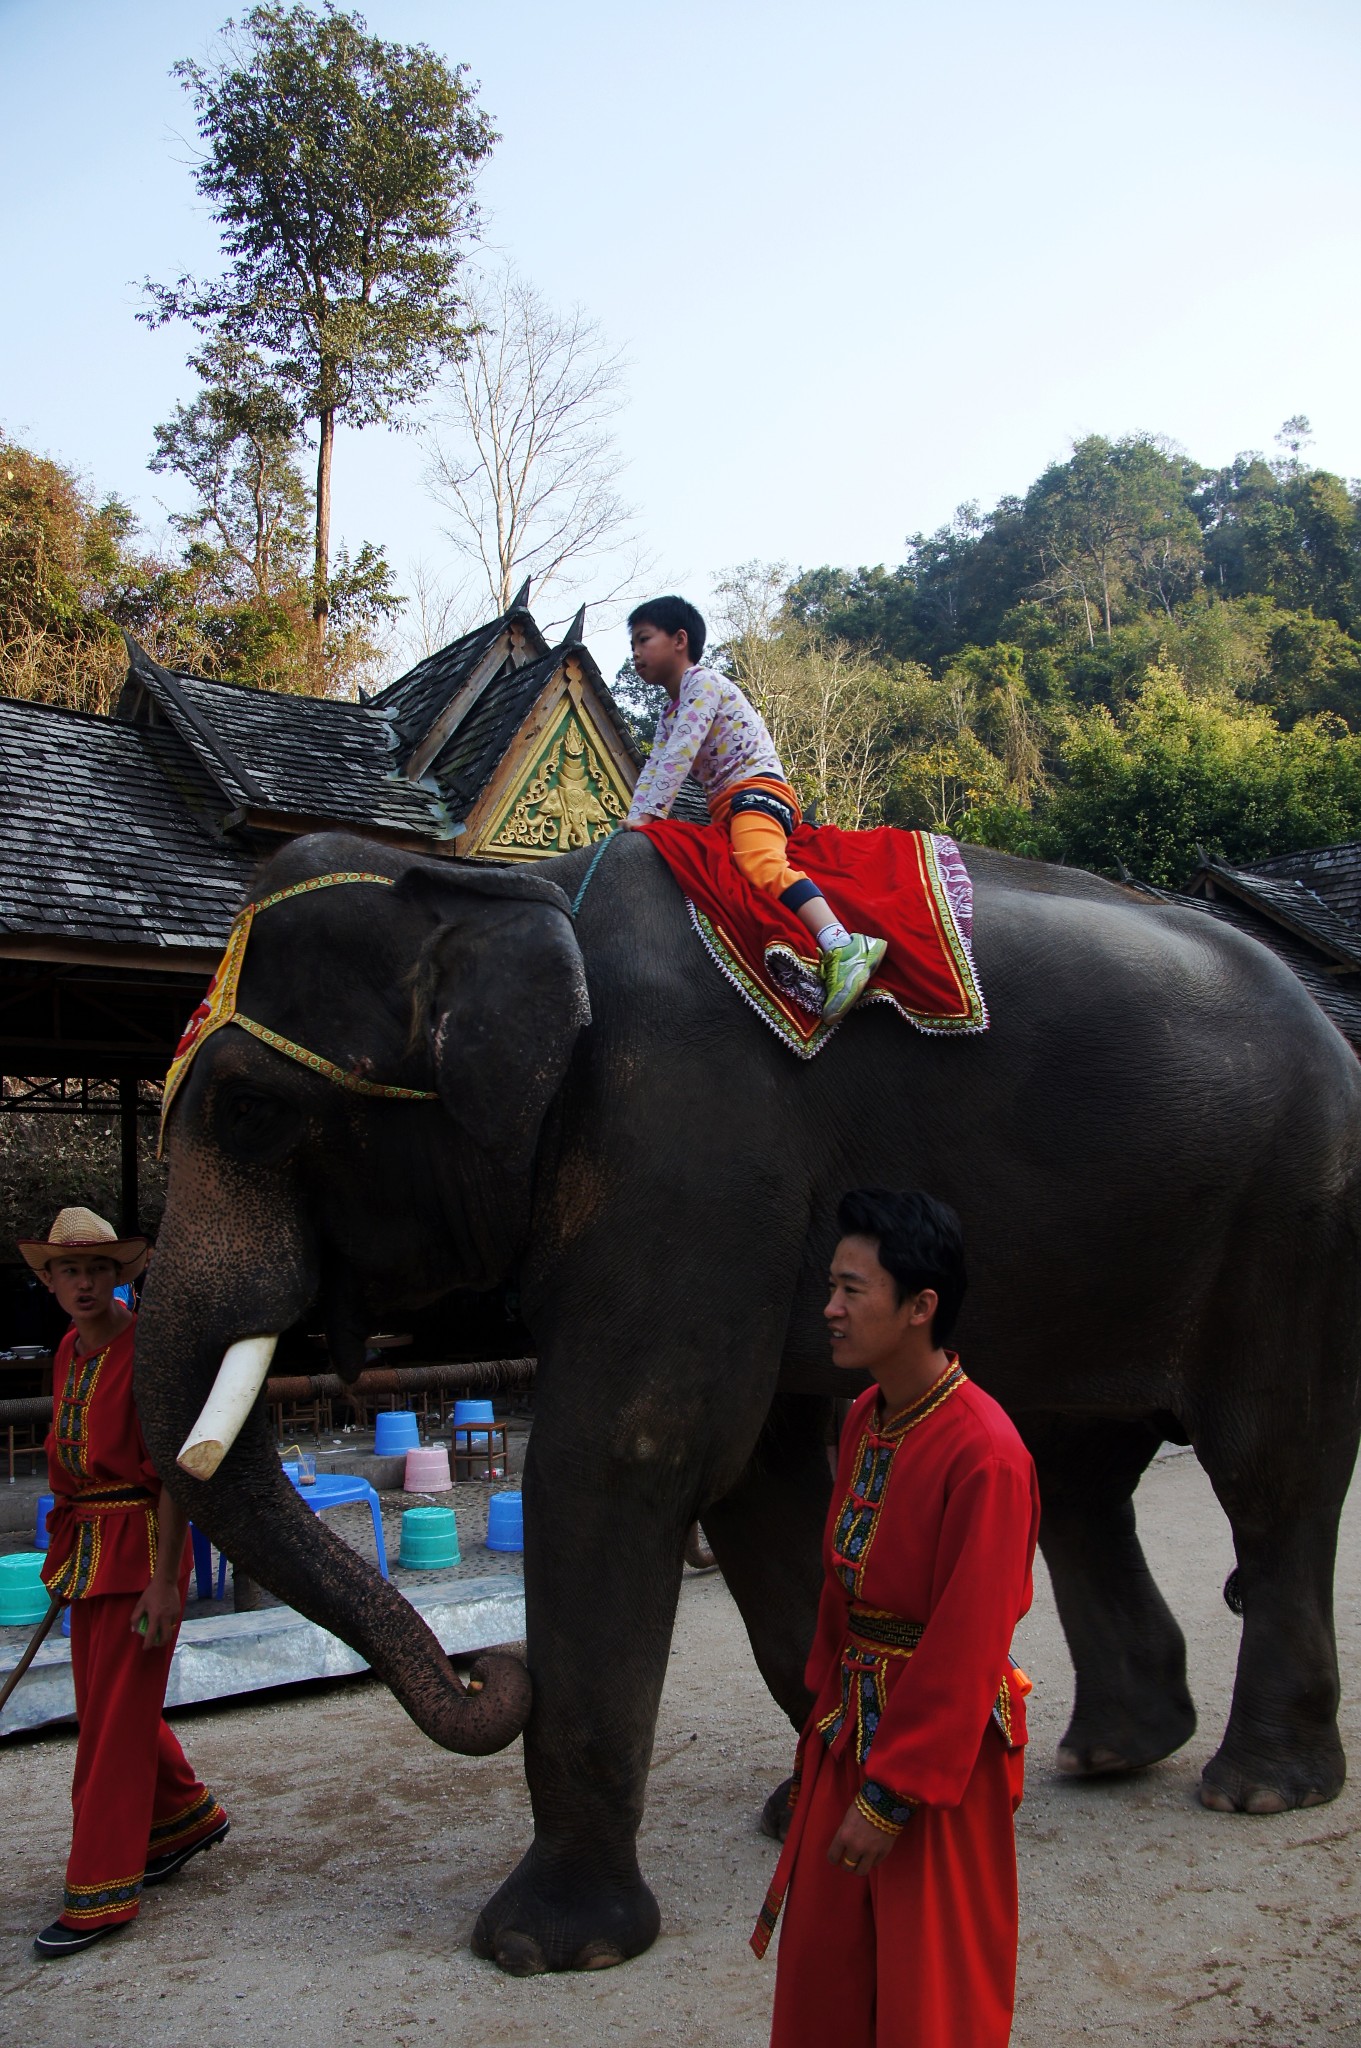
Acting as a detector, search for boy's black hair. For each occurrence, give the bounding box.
[627,594,707,664]
[836,1187,967,1346]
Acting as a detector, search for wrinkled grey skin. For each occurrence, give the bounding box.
[136,828,1361,1975]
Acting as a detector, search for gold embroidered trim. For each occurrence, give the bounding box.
[160,872,438,1151]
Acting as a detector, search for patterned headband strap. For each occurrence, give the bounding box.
[158,871,438,1155]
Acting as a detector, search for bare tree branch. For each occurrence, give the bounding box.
[422,261,652,614]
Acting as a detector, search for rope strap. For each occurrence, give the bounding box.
[232,1016,438,1100]
[571,835,615,915]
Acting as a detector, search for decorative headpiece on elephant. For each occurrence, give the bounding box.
[138,826,1361,1974]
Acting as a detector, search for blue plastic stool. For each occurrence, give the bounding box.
[373,1410,420,1457]
[190,1525,229,1601]
[286,1470,389,1579]
[34,1493,54,1553]
[486,1490,524,1553]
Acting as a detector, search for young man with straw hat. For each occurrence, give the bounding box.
[17,1207,228,1958]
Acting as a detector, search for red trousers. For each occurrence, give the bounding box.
[769,1734,1021,2048]
[62,1589,225,1929]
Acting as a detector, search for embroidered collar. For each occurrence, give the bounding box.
[876,1357,967,1439]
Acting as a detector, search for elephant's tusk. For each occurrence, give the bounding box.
[177,1335,279,1479]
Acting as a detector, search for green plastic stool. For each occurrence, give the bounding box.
[0,1552,51,1625]
[399,1505,460,1570]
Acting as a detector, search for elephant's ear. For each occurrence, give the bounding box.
[397,865,591,1161]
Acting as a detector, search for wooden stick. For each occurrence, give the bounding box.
[0,1596,62,1717]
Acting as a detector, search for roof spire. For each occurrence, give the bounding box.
[509,575,531,612]
[567,603,587,642]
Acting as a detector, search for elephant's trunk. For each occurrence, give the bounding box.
[137,1293,529,1756]
[180,1418,531,1754]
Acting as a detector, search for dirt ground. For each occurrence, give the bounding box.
[2,1448,1360,2048]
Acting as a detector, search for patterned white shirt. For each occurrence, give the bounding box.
[626,666,787,822]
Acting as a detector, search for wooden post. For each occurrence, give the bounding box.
[118,1077,138,1237]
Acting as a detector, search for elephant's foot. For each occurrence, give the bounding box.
[1056,1689,1196,1778]
[759,1776,795,1842]
[472,1844,661,1975]
[1199,1735,1344,1814]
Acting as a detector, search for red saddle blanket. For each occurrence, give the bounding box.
[638,820,988,1056]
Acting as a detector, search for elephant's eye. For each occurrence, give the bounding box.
[216,1086,303,1160]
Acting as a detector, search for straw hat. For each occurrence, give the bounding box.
[17,1207,149,1278]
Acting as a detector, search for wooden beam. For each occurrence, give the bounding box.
[0,935,223,973]
[221,807,463,852]
[566,669,640,795]
[404,630,511,783]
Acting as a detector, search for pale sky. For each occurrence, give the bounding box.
[3,0,1360,681]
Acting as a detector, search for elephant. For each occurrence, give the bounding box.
[135,825,1361,1976]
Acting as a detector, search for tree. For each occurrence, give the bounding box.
[1044,664,1361,883]
[1027,435,1203,645]
[149,331,401,695]
[0,436,161,714]
[713,561,909,829]
[424,261,648,614]
[151,332,310,607]
[144,4,495,640]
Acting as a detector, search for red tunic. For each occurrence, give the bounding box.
[38,1313,224,1931]
[42,1319,165,1601]
[756,1363,1041,2048]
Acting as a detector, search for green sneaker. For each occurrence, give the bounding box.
[820,934,888,1023]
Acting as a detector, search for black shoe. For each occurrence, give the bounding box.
[142,1814,229,1886]
[33,1919,121,1958]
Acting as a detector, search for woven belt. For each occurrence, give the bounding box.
[69,1486,156,1513]
[846,1607,924,1656]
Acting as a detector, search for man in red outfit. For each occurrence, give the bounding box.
[754,1188,1040,2048]
[18,1207,229,1958]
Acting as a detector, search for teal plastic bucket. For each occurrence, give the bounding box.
[398,1505,460,1570]
[0,1552,50,1625]
[486,1491,524,1553]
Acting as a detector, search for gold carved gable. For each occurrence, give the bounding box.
[482,700,630,860]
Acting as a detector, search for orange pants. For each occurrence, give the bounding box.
[714,779,812,902]
[61,1588,225,1929]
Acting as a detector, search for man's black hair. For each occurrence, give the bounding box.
[836,1188,967,1346]
[627,594,707,664]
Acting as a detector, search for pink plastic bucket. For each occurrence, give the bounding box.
[404,1445,452,1493]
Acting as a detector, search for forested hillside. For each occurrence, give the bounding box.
[725,422,1361,884]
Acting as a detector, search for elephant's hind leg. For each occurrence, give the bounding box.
[701,1392,832,1728]
[1195,1402,1357,1814]
[1028,1415,1197,1776]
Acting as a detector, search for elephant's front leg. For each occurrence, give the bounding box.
[471,1423,688,1975]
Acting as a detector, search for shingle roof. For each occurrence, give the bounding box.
[0,696,253,953]
[1243,841,1361,930]
[119,642,457,841]
[1184,857,1361,970]
[1126,875,1361,1052]
[371,615,515,758]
